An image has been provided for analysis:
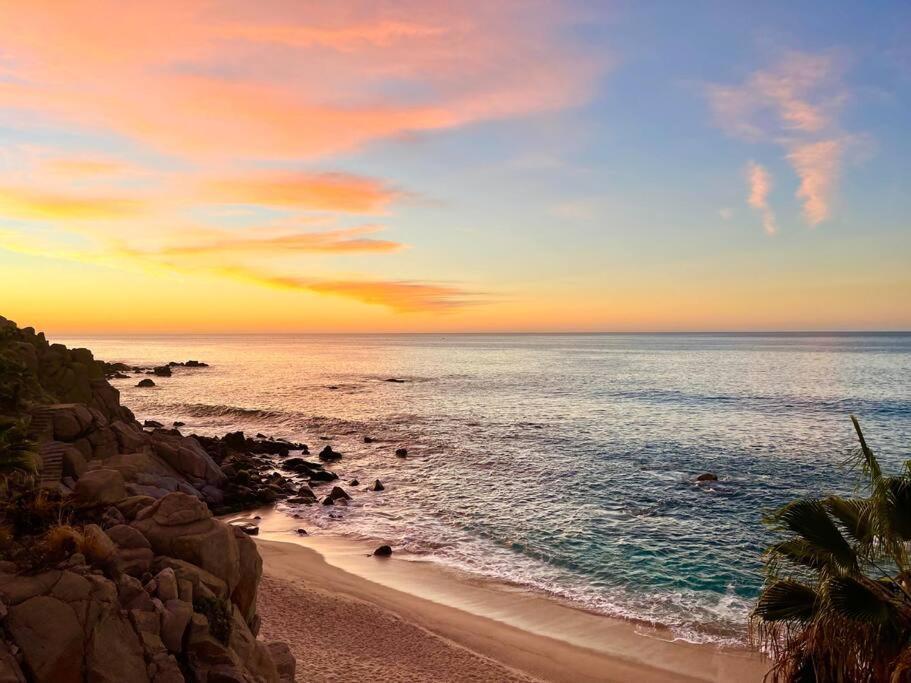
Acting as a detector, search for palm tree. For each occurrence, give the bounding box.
[752,417,911,681]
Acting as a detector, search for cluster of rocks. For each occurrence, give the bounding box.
[0,490,294,683]
[102,360,210,387]
[0,316,295,682]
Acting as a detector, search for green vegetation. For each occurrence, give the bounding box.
[194,595,233,644]
[0,417,38,490]
[752,417,911,681]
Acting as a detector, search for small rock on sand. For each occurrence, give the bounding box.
[373,545,392,557]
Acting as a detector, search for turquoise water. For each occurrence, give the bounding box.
[59,333,911,643]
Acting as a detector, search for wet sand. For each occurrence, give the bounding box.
[245,510,769,682]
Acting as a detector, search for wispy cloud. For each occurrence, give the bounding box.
[0,186,145,220]
[198,172,398,213]
[150,225,404,257]
[786,139,842,226]
[706,51,858,230]
[745,161,777,235]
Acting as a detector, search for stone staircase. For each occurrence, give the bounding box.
[27,406,64,488]
[37,441,66,489]
[27,405,54,443]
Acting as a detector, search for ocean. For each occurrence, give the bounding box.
[58,332,911,644]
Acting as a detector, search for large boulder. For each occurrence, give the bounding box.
[74,469,127,506]
[5,595,83,683]
[152,436,226,488]
[132,493,241,596]
[2,571,148,683]
[231,526,262,626]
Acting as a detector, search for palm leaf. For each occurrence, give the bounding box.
[824,496,873,544]
[827,576,895,625]
[851,415,882,483]
[768,538,830,571]
[774,499,857,572]
[754,580,819,622]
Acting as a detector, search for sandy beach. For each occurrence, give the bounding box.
[248,511,769,683]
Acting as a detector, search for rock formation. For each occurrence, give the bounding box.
[0,316,295,682]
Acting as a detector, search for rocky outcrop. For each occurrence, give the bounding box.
[0,316,294,682]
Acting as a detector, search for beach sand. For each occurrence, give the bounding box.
[250,514,769,683]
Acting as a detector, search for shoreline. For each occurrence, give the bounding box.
[237,508,770,682]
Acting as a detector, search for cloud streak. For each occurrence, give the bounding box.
[745,162,777,235]
[198,172,397,213]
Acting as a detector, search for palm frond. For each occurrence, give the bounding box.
[773,499,857,573]
[754,580,819,623]
[827,576,896,625]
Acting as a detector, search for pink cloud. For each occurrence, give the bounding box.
[0,1,607,160]
[745,161,777,235]
[787,139,842,226]
[707,51,855,229]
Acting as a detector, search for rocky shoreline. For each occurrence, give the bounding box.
[0,316,300,682]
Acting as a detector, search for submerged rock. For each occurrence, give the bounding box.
[136,378,155,388]
[368,479,384,492]
[322,486,351,506]
[395,448,408,458]
[373,545,393,557]
[318,445,341,462]
[695,473,719,482]
[152,366,172,377]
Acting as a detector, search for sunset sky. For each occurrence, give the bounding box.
[1,1,909,333]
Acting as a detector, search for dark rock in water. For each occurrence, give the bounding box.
[384,378,405,383]
[318,445,341,462]
[327,385,339,390]
[369,479,384,492]
[152,365,172,377]
[137,378,155,388]
[283,458,324,475]
[349,479,359,486]
[309,470,338,484]
[111,371,130,379]
[223,430,247,451]
[323,486,351,506]
[296,528,307,535]
[373,545,393,557]
[173,421,185,427]
[185,360,208,367]
[143,420,164,429]
[363,436,376,443]
[167,361,181,367]
[295,485,317,503]
[696,473,719,482]
[395,448,408,458]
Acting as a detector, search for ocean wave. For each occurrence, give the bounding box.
[176,403,285,420]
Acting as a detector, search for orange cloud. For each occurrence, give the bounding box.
[0,186,144,220]
[219,267,472,312]
[745,161,777,236]
[219,19,446,51]
[0,1,605,160]
[199,172,397,213]
[42,157,132,178]
[153,226,403,257]
[787,139,842,226]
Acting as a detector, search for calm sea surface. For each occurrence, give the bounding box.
[57,333,911,643]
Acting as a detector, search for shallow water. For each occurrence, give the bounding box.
[58,332,911,644]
